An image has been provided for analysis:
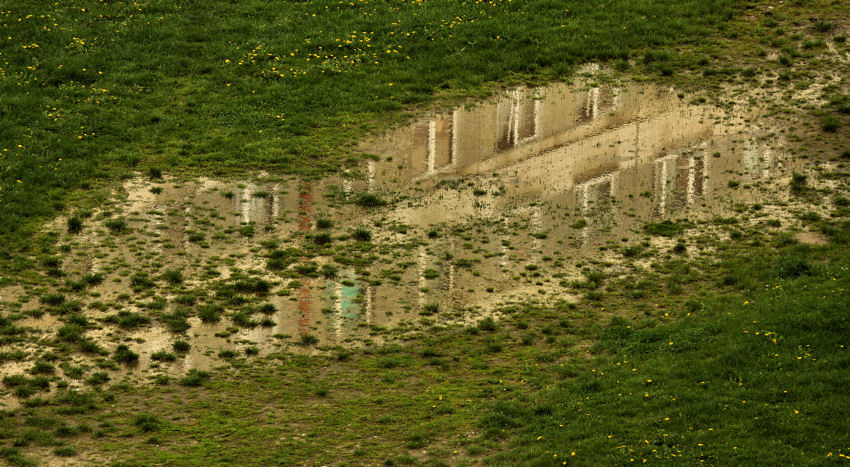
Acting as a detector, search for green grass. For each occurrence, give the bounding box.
[0,0,741,258]
[2,222,842,465]
[483,238,850,464]
[0,0,848,464]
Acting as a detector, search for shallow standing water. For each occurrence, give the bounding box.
[0,80,802,402]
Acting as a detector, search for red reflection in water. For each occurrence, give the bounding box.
[297,182,313,336]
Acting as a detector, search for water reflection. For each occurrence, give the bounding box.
[1,79,798,385]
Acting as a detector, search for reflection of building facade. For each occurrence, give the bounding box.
[362,83,717,198]
[363,83,652,189]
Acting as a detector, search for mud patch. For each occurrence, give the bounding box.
[793,231,829,245]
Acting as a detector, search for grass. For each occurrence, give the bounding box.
[3,221,844,464]
[0,0,847,464]
[481,235,850,464]
[0,0,742,261]
[643,220,688,237]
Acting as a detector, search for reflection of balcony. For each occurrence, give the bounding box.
[407,89,546,182]
[741,142,776,179]
[236,182,280,225]
[576,172,617,215]
[654,154,705,216]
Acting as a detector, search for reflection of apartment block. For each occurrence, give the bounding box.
[360,83,703,192]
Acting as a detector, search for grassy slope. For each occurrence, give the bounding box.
[0,0,737,254]
[484,239,850,465]
[1,0,849,465]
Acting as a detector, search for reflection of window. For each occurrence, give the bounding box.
[741,143,774,179]
[496,100,514,151]
[574,172,617,242]
[656,154,705,215]
[577,87,600,124]
[413,122,431,175]
[496,91,540,151]
[414,115,455,177]
[684,156,704,205]
[577,172,617,214]
[577,87,617,125]
[433,118,453,170]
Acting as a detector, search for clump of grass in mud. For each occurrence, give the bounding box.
[570,219,589,229]
[180,369,210,387]
[312,232,333,245]
[299,334,319,346]
[420,303,440,316]
[352,228,372,242]
[199,304,224,324]
[67,216,83,234]
[113,345,139,365]
[103,310,150,329]
[643,220,687,237]
[160,310,191,333]
[104,218,128,234]
[133,414,161,433]
[172,340,191,352]
[320,264,338,278]
[150,351,177,362]
[790,172,808,194]
[162,268,184,285]
[821,115,840,133]
[231,310,258,328]
[354,193,387,208]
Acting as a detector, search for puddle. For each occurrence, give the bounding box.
[0,79,813,386]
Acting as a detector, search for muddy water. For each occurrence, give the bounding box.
[0,80,802,389]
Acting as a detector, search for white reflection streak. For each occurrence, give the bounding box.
[427,121,436,175]
[367,161,375,191]
[450,109,460,169]
[686,156,697,205]
[418,244,427,308]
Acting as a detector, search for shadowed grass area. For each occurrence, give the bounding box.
[0,0,740,256]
